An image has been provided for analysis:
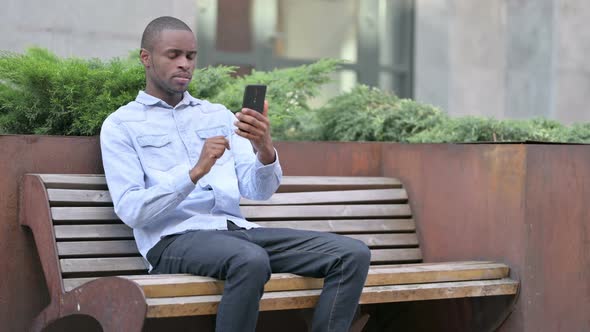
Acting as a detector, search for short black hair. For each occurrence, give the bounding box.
[141,16,193,51]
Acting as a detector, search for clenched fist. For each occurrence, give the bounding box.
[189,136,230,183]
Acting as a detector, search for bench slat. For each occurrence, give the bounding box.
[54,225,133,240]
[52,207,119,221]
[38,174,401,191]
[60,257,148,274]
[52,222,415,242]
[145,278,519,317]
[38,174,108,190]
[61,261,501,291]
[50,218,416,234]
[57,240,139,257]
[241,189,407,205]
[346,233,418,247]
[59,248,420,275]
[277,176,402,192]
[255,219,415,233]
[47,189,112,205]
[47,188,408,206]
[54,234,419,258]
[51,204,412,221]
[371,248,422,263]
[139,262,509,297]
[241,204,412,220]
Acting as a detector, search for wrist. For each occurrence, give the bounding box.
[189,166,206,184]
[257,146,276,165]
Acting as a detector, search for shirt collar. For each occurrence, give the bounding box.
[135,91,202,108]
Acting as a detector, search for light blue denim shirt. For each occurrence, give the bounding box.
[100,91,282,261]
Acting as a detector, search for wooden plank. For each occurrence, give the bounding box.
[54,225,133,240]
[346,233,419,247]
[370,248,422,263]
[47,189,112,205]
[47,188,407,206]
[57,240,139,257]
[37,174,401,191]
[51,207,119,221]
[51,205,411,221]
[241,189,407,206]
[38,174,108,190]
[277,176,402,192]
[55,234,416,259]
[241,204,412,220]
[134,262,510,298]
[255,219,416,233]
[145,278,519,317]
[60,257,148,274]
[61,261,502,292]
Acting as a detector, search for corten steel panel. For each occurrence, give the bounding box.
[0,135,103,332]
[275,141,384,176]
[381,144,526,268]
[523,145,590,332]
[381,143,527,331]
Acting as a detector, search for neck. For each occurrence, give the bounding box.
[145,84,183,107]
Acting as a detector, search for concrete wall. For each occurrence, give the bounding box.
[0,0,198,59]
[415,0,590,124]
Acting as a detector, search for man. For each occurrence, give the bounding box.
[100,16,370,332]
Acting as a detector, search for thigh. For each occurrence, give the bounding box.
[153,230,267,279]
[247,227,367,277]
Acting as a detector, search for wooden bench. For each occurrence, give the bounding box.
[20,174,519,331]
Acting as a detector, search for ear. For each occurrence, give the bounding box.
[140,48,150,68]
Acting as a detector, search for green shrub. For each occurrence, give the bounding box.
[0,48,337,138]
[1,47,589,143]
[0,48,144,135]
[409,117,589,143]
[316,85,446,142]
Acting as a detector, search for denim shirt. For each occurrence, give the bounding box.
[100,91,282,261]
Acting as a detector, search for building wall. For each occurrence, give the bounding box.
[415,0,590,124]
[2,0,589,124]
[0,0,198,59]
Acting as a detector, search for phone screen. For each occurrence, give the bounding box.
[241,85,267,113]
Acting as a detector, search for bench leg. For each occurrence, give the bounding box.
[299,307,370,332]
[56,277,147,332]
[30,304,58,332]
[349,313,370,332]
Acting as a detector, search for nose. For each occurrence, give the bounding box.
[177,56,192,70]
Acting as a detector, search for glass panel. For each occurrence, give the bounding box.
[380,71,412,98]
[379,72,394,93]
[309,70,357,108]
[275,0,358,62]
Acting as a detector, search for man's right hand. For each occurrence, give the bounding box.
[189,136,230,183]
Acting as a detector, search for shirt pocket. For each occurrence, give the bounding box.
[196,126,233,166]
[136,134,177,171]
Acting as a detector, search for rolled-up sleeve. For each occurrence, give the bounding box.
[228,112,282,200]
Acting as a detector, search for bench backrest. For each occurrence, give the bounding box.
[25,174,421,293]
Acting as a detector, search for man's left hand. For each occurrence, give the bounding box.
[234,100,276,165]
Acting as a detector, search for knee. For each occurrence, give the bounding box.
[229,248,271,282]
[344,238,371,270]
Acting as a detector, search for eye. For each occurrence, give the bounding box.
[167,51,180,59]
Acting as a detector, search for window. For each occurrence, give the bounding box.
[196,0,414,99]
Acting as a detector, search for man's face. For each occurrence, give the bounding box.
[141,29,197,97]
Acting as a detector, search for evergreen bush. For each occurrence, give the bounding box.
[1,47,589,143]
[0,48,336,139]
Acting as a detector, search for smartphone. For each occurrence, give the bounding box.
[241,85,267,114]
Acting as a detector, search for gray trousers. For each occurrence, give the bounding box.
[147,225,371,332]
